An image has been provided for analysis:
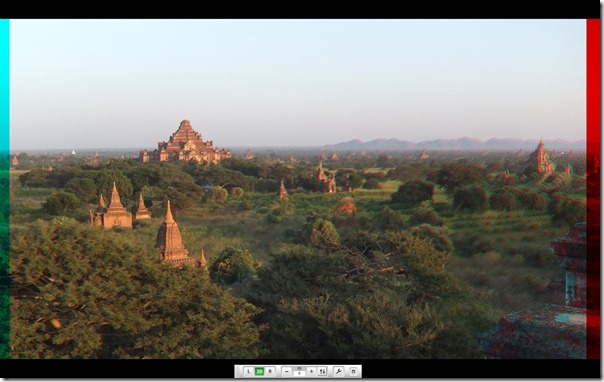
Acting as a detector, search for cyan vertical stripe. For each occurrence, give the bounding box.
[0,19,9,359]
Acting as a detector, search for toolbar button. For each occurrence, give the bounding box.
[333,366,345,377]
[317,366,328,376]
[281,367,292,378]
[243,367,254,377]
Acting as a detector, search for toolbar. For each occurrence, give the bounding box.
[234,365,362,378]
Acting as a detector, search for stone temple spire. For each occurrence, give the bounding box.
[96,194,106,212]
[108,182,123,209]
[277,179,289,201]
[134,192,151,220]
[156,201,195,267]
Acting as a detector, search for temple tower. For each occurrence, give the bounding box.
[155,200,196,267]
[134,192,151,220]
[277,179,289,201]
[536,139,554,174]
[317,162,327,182]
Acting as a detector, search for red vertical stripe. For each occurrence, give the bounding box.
[586,18,600,360]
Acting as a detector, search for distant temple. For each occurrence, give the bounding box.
[140,119,231,164]
[245,149,254,160]
[134,192,151,220]
[329,151,339,161]
[317,162,336,193]
[155,200,197,267]
[534,139,555,174]
[89,182,133,229]
[277,179,289,201]
[419,149,428,160]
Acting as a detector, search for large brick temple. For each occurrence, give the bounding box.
[140,119,231,164]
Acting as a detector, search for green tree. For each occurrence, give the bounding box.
[375,206,407,231]
[346,173,364,190]
[127,165,161,192]
[306,219,340,248]
[488,188,517,212]
[18,169,50,188]
[230,187,244,199]
[65,178,98,204]
[205,186,228,205]
[453,186,487,213]
[516,187,547,211]
[10,219,264,359]
[43,192,81,214]
[408,203,445,227]
[209,247,260,285]
[436,163,487,195]
[548,193,586,227]
[391,180,435,208]
[387,165,423,182]
[84,169,133,199]
[362,178,382,190]
[46,166,82,188]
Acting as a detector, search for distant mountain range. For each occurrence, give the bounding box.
[324,138,586,152]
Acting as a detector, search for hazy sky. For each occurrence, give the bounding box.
[10,19,586,150]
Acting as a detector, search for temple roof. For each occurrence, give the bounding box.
[108,182,123,209]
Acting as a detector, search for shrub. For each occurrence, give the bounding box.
[306,219,340,248]
[391,180,434,208]
[516,188,547,211]
[333,197,357,215]
[548,193,586,227]
[254,179,279,193]
[408,204,445,227]
[205,186,228,205]
[43,191,81,214]
[65,177,98,203]
[209,247,260,285]
[230,187,244,199]
[362,178,382,190]
[19,169,50,188]
[453,186,487,213]
[375,206,407,231]
[489,189,517,212]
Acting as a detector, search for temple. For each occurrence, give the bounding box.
[155,200,197,267]
[89,183,133,229]
[277,179,289,201]
[317,162,337,193]
[534,139,555,175]
[140,120,231,164]
[134,192,151,220]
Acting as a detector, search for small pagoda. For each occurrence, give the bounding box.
[89,183,132,229]
[277,179,289,202]
[155,200,197,267]
[134,192,151,220]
